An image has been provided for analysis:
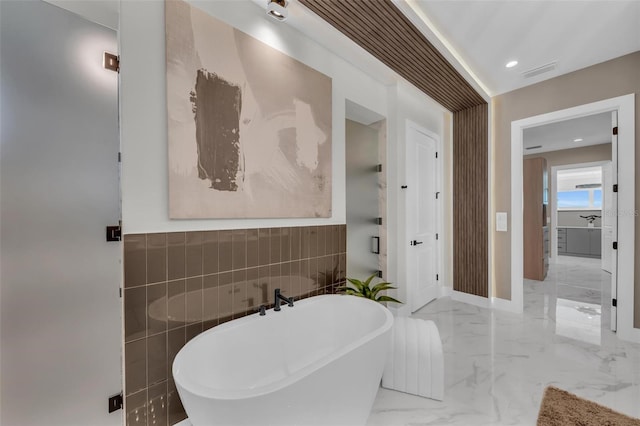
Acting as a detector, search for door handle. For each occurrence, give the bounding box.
[411,240,423,246]
[371,236,380,254]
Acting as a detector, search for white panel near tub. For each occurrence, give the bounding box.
[382,317,444,401]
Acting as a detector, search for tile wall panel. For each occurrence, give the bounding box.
[123,225,346,426]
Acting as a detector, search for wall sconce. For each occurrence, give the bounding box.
[267,0,288,21]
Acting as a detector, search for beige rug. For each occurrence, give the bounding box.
[537,386,640,425]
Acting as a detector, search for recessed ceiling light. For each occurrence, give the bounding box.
[267,0,288,21]
[573,138,583,142]
[505,60,518,68]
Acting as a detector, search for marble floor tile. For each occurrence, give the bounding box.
[367,256,640,426]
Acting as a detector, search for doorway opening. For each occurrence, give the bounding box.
[511,94,638,343]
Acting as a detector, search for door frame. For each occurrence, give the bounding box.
[509,94,638,343]
[550,160,610,260]
[405,120,444,311]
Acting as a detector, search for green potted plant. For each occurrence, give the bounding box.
[339,273,402,304]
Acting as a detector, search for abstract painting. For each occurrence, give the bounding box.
[166,0,332,218]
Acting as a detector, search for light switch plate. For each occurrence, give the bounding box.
[496,212,508,232]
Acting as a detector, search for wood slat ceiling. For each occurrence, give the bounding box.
[298,0,486,112]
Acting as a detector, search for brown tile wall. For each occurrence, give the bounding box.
[123,225,346,426]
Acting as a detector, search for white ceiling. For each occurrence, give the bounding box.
[523,111,611,154]
[557,166,602,191]
[44,0,119,30]
[411,0,640,95]
[42,1,640,102]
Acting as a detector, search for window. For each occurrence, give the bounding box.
[593,189,602,208]
[556,166,603,211]
[557,190,590,209]
[557,189,602,210]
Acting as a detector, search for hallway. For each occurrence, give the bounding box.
[528,255,612,343]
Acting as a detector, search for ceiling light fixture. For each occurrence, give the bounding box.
[573,138,583,142]
[505,60,518,68]
[267,0,288,21]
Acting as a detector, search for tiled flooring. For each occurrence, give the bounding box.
[367,255,640,425]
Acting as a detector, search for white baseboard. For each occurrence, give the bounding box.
[451,291,490,308]
[491,296,523,314]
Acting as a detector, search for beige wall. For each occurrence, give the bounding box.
[492,51,640,329]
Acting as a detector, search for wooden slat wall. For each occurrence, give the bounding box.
[453,104,488,297]
[298,0,485,112]
[299,0,490,298]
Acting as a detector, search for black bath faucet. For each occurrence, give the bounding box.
[274,288,294,311]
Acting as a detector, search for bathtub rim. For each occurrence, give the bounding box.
[172,294,393,401]
[148,274,317,323]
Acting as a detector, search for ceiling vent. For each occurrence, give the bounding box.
[525,145,542,150]
[522,61,557,79]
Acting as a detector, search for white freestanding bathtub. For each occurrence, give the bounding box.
[172,294,393,426]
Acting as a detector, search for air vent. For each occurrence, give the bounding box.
[525,145,542,150]
[522,61,557,79]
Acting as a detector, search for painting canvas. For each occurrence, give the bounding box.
[166,0,332,218]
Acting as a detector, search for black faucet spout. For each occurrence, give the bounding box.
[274,288,294,311]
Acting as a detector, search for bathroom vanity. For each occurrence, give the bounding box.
[557,226,601,258]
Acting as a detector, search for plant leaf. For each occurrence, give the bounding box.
[343,275,403,305]
[340,287,355,294]
[376,295,403,304]
[370,283,397,298]
[363,274,377,287]
[346,278,366,292]
[362,284,371,299]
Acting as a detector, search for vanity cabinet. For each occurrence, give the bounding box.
[589,229,602,257]
[557,228,567,253]
[558,227,601,258]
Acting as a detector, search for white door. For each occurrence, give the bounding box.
[610,111,619,331]
[602,162,613,273]
[406,123,440,312]
[0,2,122,424]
